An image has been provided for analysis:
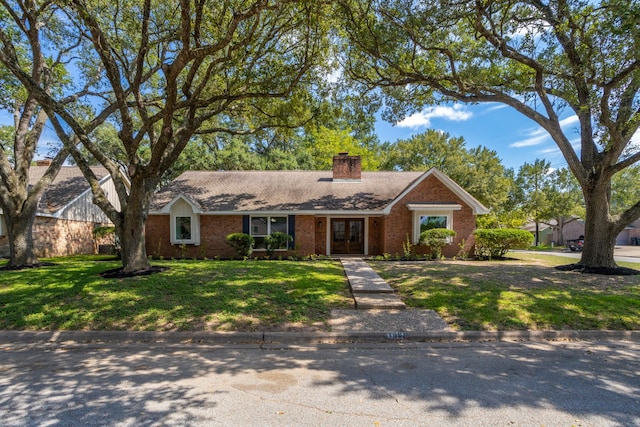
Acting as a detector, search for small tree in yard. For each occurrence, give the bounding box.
[420,228,456,260]
[225,233,254,258]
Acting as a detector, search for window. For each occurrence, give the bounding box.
[420,215,448,233]
[414,213,452,243]
[169,198,200,245]
[407,204,460,243]
[175,216,192,241]
[251,216,287,249]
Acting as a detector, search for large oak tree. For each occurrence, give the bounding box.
[339,0,640,271]
[1,0,330,273]
[0,3,80,268]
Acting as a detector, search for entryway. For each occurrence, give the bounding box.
[331,218,364,254]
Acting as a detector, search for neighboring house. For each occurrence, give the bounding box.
[146,153,489,259]
[524,218,585,246]
[0,163,120,258]
[618,219,640,246]
[525,217,640,246]
[523,222,554,246]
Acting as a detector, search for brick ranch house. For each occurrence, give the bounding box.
[146,154,489,259]
[0,164,121,258]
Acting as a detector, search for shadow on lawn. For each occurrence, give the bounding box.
[372,260,640,331]
[0,259,351,331]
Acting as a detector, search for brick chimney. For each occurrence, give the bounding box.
[332,152,361,182]
[35,159,52,166]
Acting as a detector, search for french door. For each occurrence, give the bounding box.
[331,218,364,254]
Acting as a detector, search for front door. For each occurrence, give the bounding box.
[331,218,364,254]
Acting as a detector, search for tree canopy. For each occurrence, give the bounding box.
[0,0,332,273]
[339,0,640,271]
[380,129,511,209]
[0,3,73,267]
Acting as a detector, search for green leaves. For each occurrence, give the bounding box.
[474,228,533,259]
[419,228,457,259]
[225,233,255,258]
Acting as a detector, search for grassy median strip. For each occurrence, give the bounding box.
[371,252,640,331]
[0,256,353,331]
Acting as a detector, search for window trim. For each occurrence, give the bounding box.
[408,205,460,244]
[170,212,200,245]
[250,215,288,251]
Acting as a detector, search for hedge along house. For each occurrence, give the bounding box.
[146,153,489,259]
[0,163,122,258]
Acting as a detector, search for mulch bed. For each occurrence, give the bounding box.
[100,266,170,278]
[555,263,640,276]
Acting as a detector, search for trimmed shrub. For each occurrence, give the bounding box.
[225,233,255,257]
[474,228,533,259]
[420,228,457,259]
[264,232,293,257]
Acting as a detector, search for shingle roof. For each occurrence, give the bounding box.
[30,166,110,214]
[150,170,426,213]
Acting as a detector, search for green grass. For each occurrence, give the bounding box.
[0,256,353,331]
[3,253,640,332]
[371,253,640,331]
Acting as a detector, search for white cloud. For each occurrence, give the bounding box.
[510,128,548,148]
[559,115,580,127]
[538,147,561,155]
[510,114,580,148]
[396,105,472,128]
[484,103,509,113]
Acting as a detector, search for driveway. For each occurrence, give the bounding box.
[614,245,640,259]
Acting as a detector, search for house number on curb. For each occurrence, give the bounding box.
[384,332,407,340]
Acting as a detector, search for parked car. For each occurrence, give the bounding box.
[567,236,584,251]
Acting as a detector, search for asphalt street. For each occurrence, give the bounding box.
[1,340,639,426]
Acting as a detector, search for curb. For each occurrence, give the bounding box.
[1,330,639,345]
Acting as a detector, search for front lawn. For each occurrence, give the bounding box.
[3,253,640,332]
[371,252,640,331]
[0,256,353,331]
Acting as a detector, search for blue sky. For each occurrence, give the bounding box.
[374,102,584,171]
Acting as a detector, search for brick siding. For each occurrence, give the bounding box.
[145,214,319,259]
[332,154,361,181]
[380,174,477,258]
[144,174,480,259]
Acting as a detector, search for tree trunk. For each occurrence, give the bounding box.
[580,185,618,269]
[557,221,564,246]
[117,178,154,273]
[4,205,39,268]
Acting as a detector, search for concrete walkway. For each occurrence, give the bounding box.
[340,258,406,310]
[336,258,452,332]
